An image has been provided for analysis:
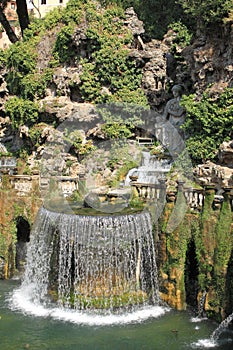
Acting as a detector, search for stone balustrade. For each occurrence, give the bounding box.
[2,173,233,209]
[131,183,161,200]
[183,188,205,210]
[5,175,79,197]
[40,176,79,197]
[130,180,232,211]
[9,175,34,197]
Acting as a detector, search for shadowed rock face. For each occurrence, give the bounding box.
[218,141,233,168]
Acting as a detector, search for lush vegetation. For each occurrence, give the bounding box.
[101,0,233,37]
[177,0,233,26]
[100,0,192,39]
[5,96,39,129]
[181,88,233,164]
[3,1,148,133]
[1,0,233,165]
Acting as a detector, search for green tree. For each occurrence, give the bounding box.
[100,0,189,39]
[177,0,233,26]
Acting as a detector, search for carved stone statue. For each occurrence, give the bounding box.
[163,85,185,128]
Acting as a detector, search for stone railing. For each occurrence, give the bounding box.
[5,175,80,197]
[40,176,79,197]
[183,188,205,210]
[130,179,233,211]
[9,175,34,196]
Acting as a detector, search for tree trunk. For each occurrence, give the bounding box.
[0,7,18,43]
[16,0,30,36]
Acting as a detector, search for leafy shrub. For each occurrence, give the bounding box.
[64,129,96,158]
[101,122,133,139]
[177,0,233,26]
[53,24,76,63]
[21,69,53,99]
[5,97,39,129]
[6,41,37,75]
[97,102,146,139]
[0,48,6,67]
[168,21,192,49]
[181,88,233,164]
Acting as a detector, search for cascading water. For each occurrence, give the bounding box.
[11,206,166,325]
[198,291,207,318]
[210,312,233,342]
[125,151,172,185]
[191,311,233,348]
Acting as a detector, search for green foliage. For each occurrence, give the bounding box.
[212,197,233,306]
[105,139,140,186]
[168,21,192,49]
[28,122,49,147]
[64,129,96,158]
[5,36,52,99]
[6,40,37,75]
[119,0,190,39]
[181,88,233,164]
[0,48,6,67]
[53,24,76,63]
[42,6,65,28]
[0,231,7,258]
[109,159,138,187]
[129,197,144,210]
[177,0,233,25]
[97,103,146,141]
[5,97,39,129]
[78,4,147,106]
[4,0,148,120]
[21,69,53,99]
[5,3,82,99]
[101,122,133,139]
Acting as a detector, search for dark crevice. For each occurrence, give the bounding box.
[185,238,199,308]
[15,217,30,271]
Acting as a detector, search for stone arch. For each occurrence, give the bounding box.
[15,216,30,272]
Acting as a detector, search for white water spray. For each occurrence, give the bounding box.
[11,206,167,325]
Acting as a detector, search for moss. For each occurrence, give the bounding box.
[211,194,233,310]
[52,290,148,310]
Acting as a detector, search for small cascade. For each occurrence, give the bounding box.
[0,142,7,154]
[210,312,233,341]
[125,151,172,186]
[21,206,160,313]
[198,291,207,318]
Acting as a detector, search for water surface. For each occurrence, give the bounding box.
[1,280,233,350]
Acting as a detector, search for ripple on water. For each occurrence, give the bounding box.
[9,285,170,326]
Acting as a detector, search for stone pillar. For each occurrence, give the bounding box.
[158,178,166,201]
[177,180,185,192]
[78,173,86,197]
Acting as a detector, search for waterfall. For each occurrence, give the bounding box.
[125,151,172,186]
[198,291,207,318]
[22,207,160,312]
[210,312,233,341]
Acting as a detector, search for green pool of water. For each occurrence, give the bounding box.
[1,280,233,350]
